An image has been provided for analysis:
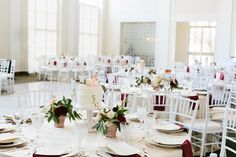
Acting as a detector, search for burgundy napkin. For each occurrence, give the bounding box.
[121,93,129,107]
[189,95,199,110]
[186,66,190,73]
[53,61,57,66]
[154,95,166,111]
[219,72,224,80]
[181,140,193,157]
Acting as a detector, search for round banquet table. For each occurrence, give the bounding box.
[0,119,183,157]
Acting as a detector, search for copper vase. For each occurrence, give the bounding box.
[106,124,117,138]
[54,116,65,128]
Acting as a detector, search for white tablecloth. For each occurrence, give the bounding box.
[0,119,183,157]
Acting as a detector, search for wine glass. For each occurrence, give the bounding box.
[121,123,132,143]
[137,104,147,124]
[13,111,23,132]
[143,113,156,137]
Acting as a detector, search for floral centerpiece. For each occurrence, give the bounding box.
[148,68,156,75]
[151,76,179,91]
[93,105,127,138]
[136,76,151,87]
[46,96,82,128]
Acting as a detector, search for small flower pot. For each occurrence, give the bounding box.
[54,116,65,128]
[106,124,117,138]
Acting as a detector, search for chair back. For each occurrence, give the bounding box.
[171,96,199,138]
[220,98,236,157]
[148,91,173,120]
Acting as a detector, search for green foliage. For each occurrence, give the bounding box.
[47,96,82,124]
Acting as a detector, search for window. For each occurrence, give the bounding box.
[79,0,100,56]
[188,21,216,66]
[28,0,58,73]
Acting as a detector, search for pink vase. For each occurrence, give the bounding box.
[106,124,117,138]
[54,116,65,128]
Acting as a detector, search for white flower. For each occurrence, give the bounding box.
[105,121,113,127]
[96,113,102,122]
[107,111,115,119]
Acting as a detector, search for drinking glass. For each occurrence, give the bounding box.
[144,114,156,137]
[137,104,147,123]
[75,120,88,155]
[121,123,133,143]
[31,113,45,147]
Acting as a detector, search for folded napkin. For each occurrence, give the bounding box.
[189,95,199,110]
[186,66,190,73]
[181,140,193,157]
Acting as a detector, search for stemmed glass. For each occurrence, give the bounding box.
[143,113,156,138]
[31,112,45,149]
[121,122,132,143]
[13,108,24,134]
[13,113,23,131]
[137,104,147,123]
[75,120,88,156]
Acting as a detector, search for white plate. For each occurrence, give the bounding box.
[0,127,15,134]
[35,145,69,156]
[106,142,139,156]
[146,139,181,148]
[0,139,26,148]
[154,123,181,131]
[0,134,19,144]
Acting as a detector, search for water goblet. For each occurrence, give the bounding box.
[31,113,45,148]
[75,120,88,155]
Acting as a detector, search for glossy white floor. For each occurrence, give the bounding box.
[0,81,74,116]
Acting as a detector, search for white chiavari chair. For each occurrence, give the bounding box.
[186,91,231,157]
[147,91,173,120]
[170,96,199,139]
[220,97,236,157]
[17,91,52,115]
[58,60,71,82]
[44,59,58,81]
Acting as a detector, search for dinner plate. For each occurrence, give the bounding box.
[0,139,26,148]
[0,133,19,144]
[0,127,15,134]
[105,142,140,156]
[153,123,181,131]
[36,145,69,156]
[145,139,181,148]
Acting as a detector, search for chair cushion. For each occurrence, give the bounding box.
[210,107,225,121]
[183,119,222,133]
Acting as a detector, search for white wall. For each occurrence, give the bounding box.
[103,0,232,68]
[0,0,11,59]
[0,0,28,72]
[175,22,189,63]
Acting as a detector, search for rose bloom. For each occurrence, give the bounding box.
[143,78,148,83]
[107,111,115,119]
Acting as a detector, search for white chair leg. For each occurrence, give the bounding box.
[200,133,206,157]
